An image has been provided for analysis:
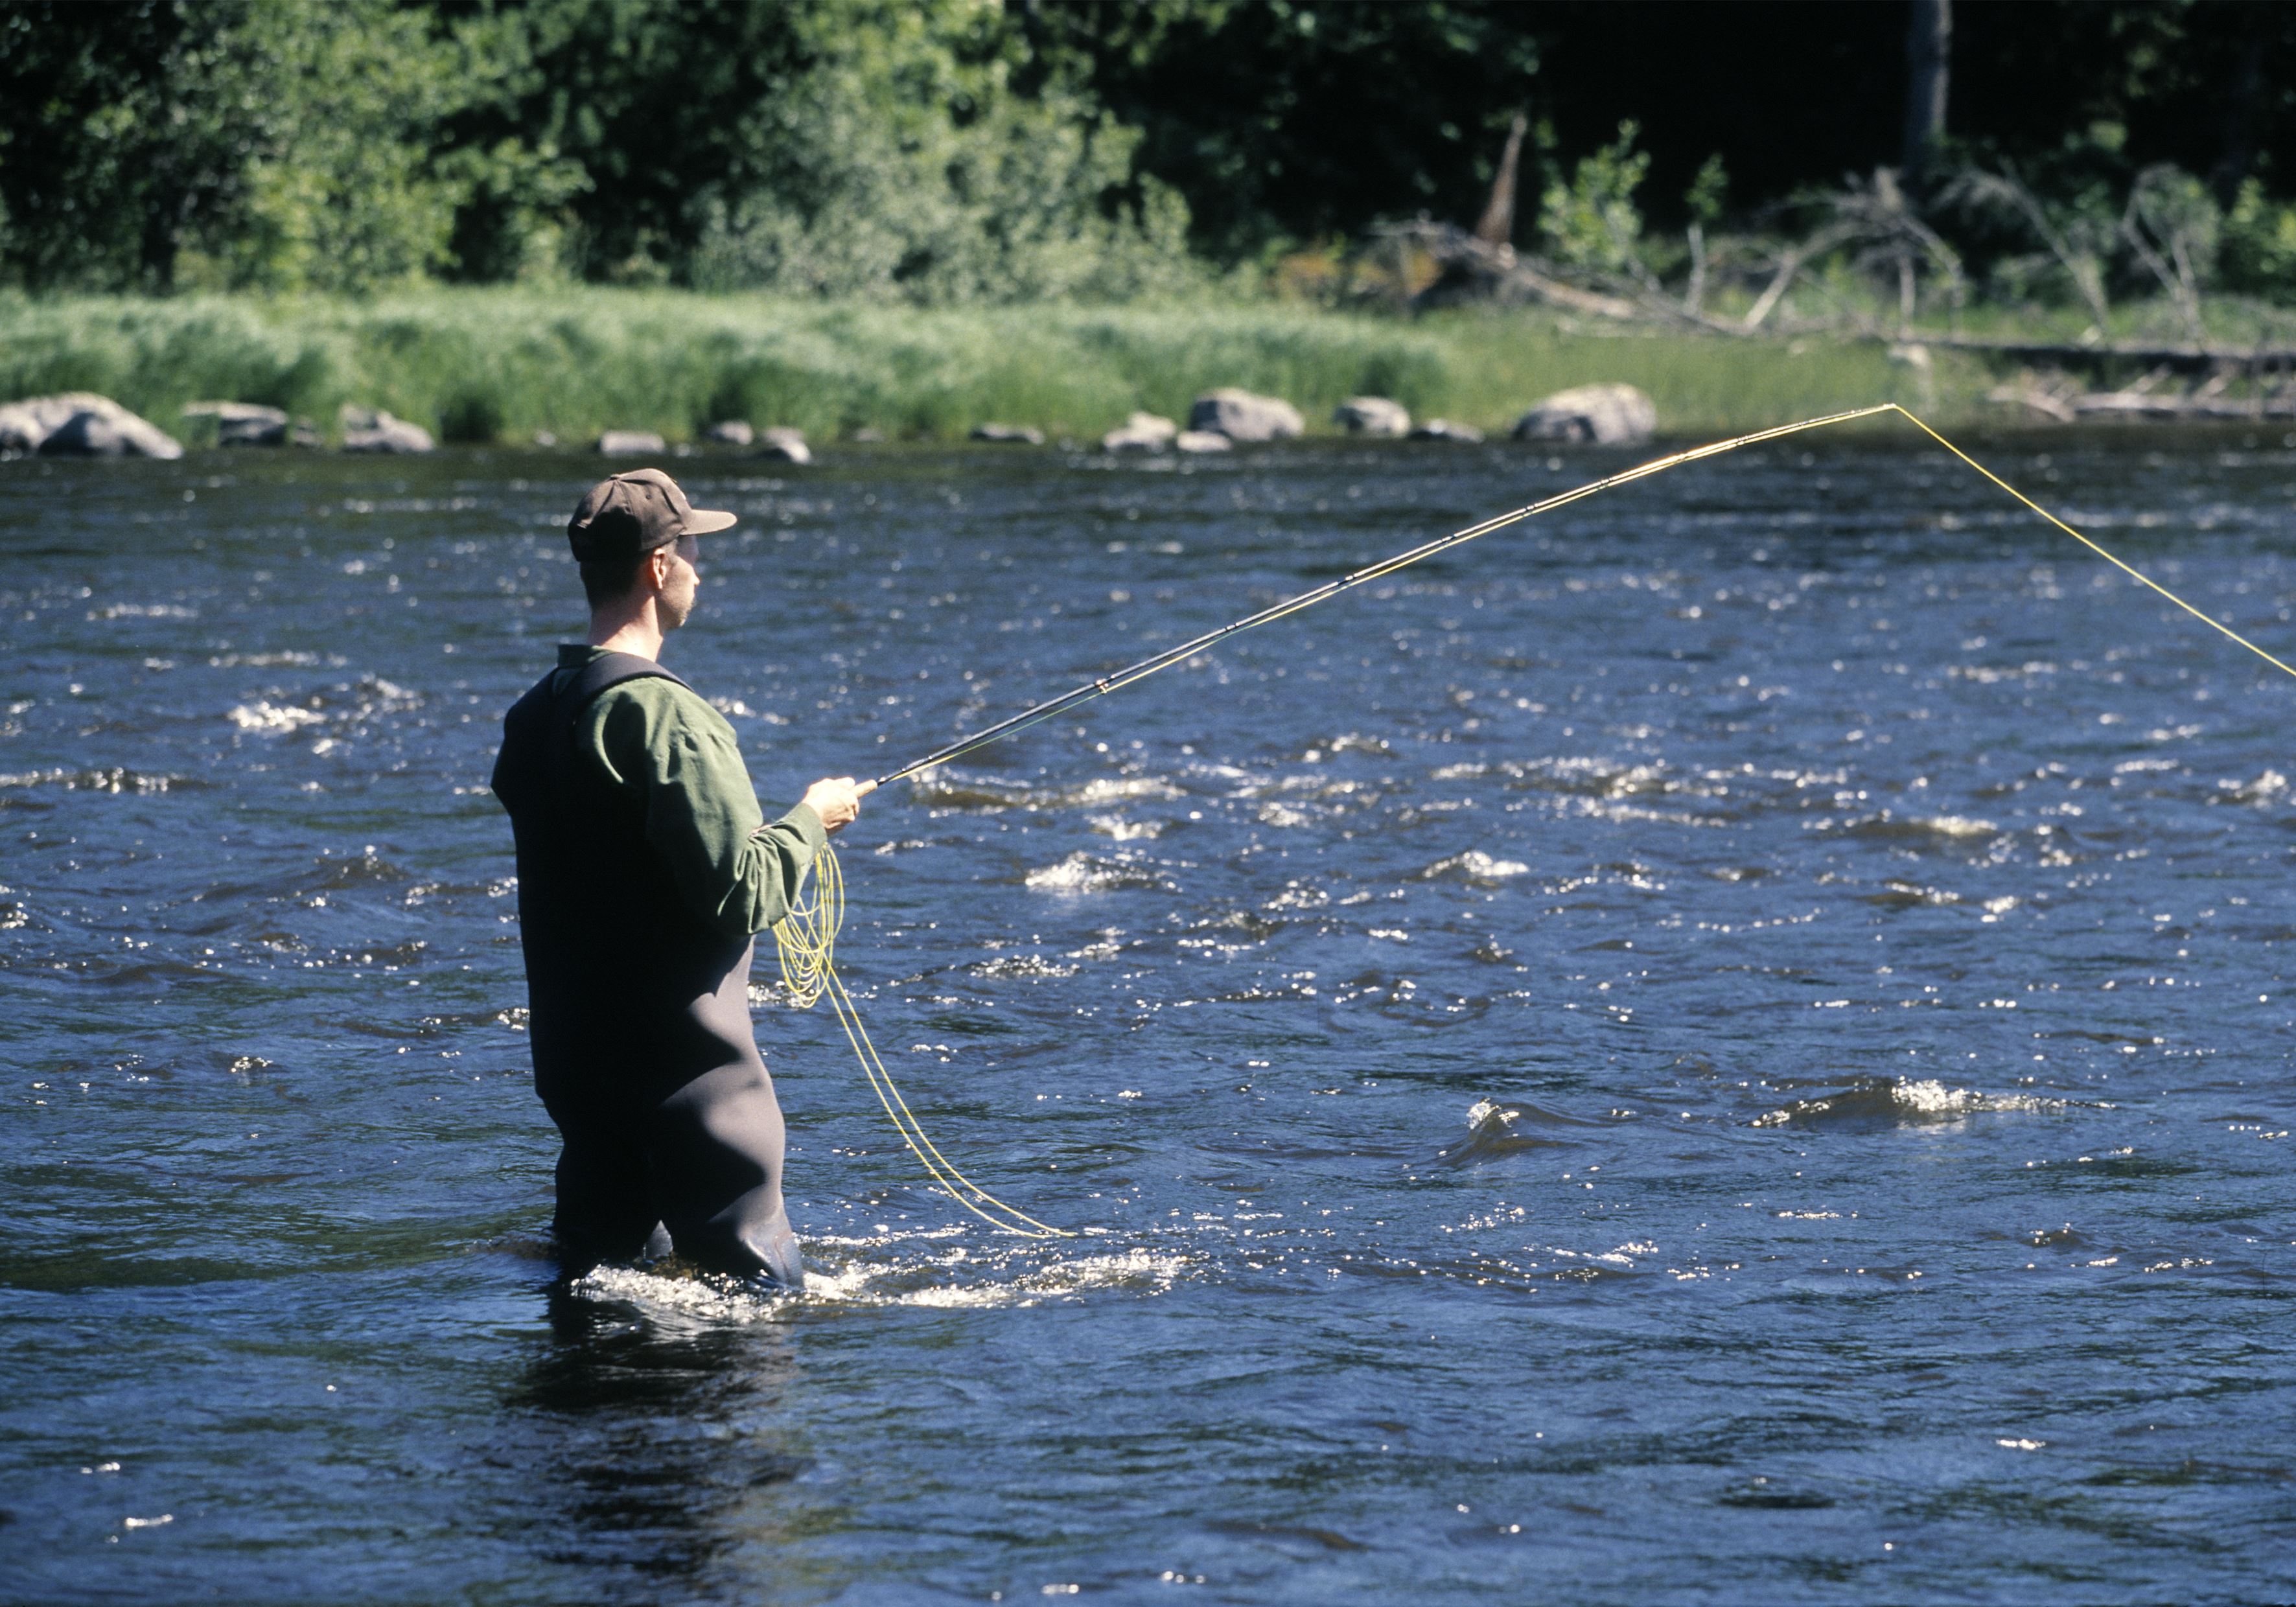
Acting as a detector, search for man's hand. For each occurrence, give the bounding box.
[801,776,867,833]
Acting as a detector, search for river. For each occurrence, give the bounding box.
[4,427,2293,1603]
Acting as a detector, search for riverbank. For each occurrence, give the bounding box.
[0,289,1997,448]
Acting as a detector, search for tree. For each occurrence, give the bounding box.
[1901,0,1950,191]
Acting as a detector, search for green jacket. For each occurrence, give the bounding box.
[551,643,826,938]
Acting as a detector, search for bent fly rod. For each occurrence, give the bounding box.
[859,400,2295,795]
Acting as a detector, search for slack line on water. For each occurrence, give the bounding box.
[776,400,2296,1239]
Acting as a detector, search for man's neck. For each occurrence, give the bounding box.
[586,601,663,660]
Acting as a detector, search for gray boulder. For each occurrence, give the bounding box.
[704,419,754,446]
[1189,387,1303,442]
[1102,411,1178,453]
[0,393,183,459]
[596,428,666,456]
[1334,396,1411,437]
[1511,384,1656,446]
[194,402,292,447]
[1173,430,1233,454]
[1409,418,1485,443]
[971,422,1045,445]
[756,426,811,465]
[341,407,435,454]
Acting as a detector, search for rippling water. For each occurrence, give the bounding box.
[5,430,2295,1603]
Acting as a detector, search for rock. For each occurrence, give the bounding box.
[704,420,754,446]
[183,400,292,447]
[1409,418,1485,443]
[0,393,183,459]
[1334,396,1411,437]
[1102,411,1178,453]
[971,423,1045,445]
[341,408,436,454]
[756,426,811,465]
[1189,387,1304,442]
[221,406,288,447]
[596,429,666,456]
[1510,384,1656,446]
[40,408,185,459]
[850,427,886,443]
[533,430,559,448]
[1173,430,1233,454]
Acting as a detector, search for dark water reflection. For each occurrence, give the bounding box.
[3,430,2295,1602]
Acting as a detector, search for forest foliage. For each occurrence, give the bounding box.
[6,0,2296,321]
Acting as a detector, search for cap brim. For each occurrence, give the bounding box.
[684,508,737,535]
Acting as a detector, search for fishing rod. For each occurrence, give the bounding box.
[858,399,2295,797]
[866,403,1900,789]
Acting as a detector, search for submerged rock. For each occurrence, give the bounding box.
[1334,396,1411,437]
[1173,430,1233,454]
[1102,411,1178,453]
[971,422,1045,445]
[342,408,436,454]
[1189,387,1303,442]
[0,393,183,459]
[1409,418,1485,443]
[596,429,667,456]
[1511,384,1656,446]
[704,419,754,446]
[756,426,811,465]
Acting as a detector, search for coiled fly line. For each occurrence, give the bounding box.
[772,400,2295,1236]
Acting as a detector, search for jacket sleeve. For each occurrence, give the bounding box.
[596,683,829,938]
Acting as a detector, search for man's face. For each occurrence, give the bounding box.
[655,533,701,630]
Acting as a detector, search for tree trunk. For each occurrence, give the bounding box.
[1901,0,1950,191]
[2212,37,2264,205]
[1473,111,1529,251]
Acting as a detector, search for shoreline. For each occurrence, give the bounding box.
[1,288,1990,448]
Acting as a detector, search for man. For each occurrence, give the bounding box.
[491,467,863,1288]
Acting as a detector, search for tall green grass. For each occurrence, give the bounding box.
[0,288,1995,445]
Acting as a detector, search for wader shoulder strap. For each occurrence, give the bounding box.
[553,652,692,735]
[544,653,693,800]
[498,653,695,818]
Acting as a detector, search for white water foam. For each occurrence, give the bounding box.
[1752,1077,2073,1128]
[1914,814,2000,839]
[228,701,325,734]
[572,1242,1188,1322]
[1024,851,1168,894]
[1420,850,1527,881]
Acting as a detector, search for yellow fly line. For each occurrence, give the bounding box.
[773,400,2295,1236]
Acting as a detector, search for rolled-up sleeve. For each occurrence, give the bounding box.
[592,684,828,937]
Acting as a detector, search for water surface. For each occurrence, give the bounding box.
[5,428,2295,1602]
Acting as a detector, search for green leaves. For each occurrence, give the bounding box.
[1538,122,1650,277]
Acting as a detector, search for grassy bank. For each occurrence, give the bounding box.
[0,288,2001,446]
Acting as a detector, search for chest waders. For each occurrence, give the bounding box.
[494,652,804,1287]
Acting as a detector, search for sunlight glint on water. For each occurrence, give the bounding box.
[2,434,2293,1604]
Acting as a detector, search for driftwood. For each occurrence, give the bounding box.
[1393,221,1746,332]
[1386,208,2296,392]
[1990,367,2296,422]
[1923,333,2296,375]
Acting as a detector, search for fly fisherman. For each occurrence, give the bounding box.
[491,468,863,1287]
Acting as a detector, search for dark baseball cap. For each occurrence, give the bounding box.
[566,467,737,561]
